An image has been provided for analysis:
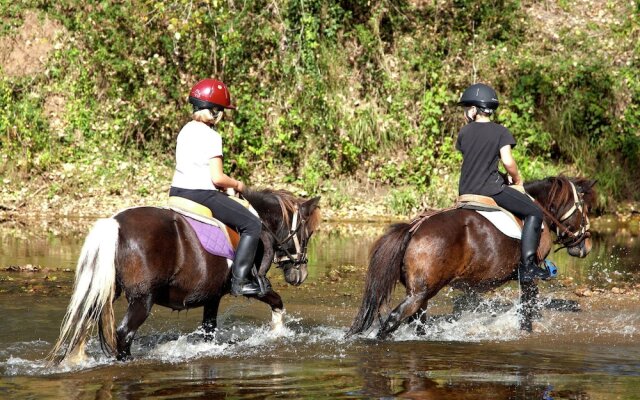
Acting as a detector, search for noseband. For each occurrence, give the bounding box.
[262,206,309,269]
[537,181,590,250]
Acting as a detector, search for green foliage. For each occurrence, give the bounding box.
[387,187,421,215]
[504,56,640,206]
[299,154,330,195]
[0,0,638,213]
[0,2,24,34]
[0,78,51,175]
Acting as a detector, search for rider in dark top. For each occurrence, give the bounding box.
[456,83,550,283]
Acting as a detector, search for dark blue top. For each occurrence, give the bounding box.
[456,121,516,196]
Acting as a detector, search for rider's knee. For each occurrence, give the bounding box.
[243,216,262,237]
[530,207,543,221]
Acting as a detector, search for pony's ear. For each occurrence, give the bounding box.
[300,196,321,218]
[577,179,597,193]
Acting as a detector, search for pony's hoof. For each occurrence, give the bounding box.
[270,308,286,333]
[519,320,533,333]
[375,331,390,340]
[257,276,272,297]
[202,332,217,342]
[116,353,132,362]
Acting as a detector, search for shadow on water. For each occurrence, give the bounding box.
[0,216,639,399]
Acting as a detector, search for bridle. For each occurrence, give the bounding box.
[536,181,590,250]
[262,205,310,269]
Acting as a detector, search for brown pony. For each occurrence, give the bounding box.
[348,176,596,339]
[50,189,321,363]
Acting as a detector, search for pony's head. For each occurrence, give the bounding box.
[563,178,597,257]
[245,189,321,286]
[526,177,597,258]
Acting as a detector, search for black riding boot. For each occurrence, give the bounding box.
[230,234,261,296]
[518,215,551,283]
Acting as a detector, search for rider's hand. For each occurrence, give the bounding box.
[511,184,526,194]
[235,180,245,193]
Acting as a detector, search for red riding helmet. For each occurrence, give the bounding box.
[188,78,236,110]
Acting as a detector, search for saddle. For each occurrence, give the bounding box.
[168,196,273,295]
[411,194,552,260]
[456,194,523,236]
[167,196,247,260]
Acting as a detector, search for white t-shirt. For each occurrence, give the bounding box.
[171,121,223,190]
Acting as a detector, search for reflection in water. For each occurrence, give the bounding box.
[355,339,640,399]
[0,218,89,269]
[2,218,638,286]
[357,349,557,399]
[0,217,639,399]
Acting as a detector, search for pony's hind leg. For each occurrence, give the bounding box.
[407,298,430,336]
[116,295,153,360]
[452,290,483,317]
[378,290,428,340]
[64,336,88,366]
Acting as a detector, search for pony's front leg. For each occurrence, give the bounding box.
[254,233,274,295]
[378,290,428,340]
[250,290,285,332]
[257,231,274,277]
[519,281,539,332]
[202,296,222,339]
[452,290,483,317]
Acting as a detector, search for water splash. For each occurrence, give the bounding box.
[0,313,354,375]
[2,341,112,376]
[2,296,638,376]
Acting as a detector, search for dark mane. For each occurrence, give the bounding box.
[244,188,321,233]
[524,176,597,211]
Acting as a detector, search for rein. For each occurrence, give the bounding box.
[261,206,309,268]
[535,180,590,250]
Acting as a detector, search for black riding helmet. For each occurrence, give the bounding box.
[458,83,499,113]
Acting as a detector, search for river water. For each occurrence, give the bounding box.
[0,217,639,399]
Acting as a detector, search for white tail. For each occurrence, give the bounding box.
[49,218,119,364]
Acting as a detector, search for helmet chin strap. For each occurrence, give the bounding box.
[202,109,223,127]
[212,110,223,125]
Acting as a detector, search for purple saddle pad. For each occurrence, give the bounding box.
[184,216,235,260]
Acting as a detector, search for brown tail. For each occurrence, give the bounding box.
[347,223,412,336]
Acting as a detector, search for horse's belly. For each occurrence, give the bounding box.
[155,287,210,310]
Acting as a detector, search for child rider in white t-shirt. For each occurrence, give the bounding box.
[170,78,263,296]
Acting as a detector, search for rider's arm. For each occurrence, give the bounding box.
[499,145,523,186]
[209,156,245,192]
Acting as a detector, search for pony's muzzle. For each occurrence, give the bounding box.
[284,264,308,286]
[567,236,592,258]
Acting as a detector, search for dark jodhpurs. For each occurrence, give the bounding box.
[489,186,542,221]
[169,187,261,237]
[490,186,548,283]
[169,186,263,293]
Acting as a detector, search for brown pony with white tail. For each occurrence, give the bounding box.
[50,189,321,363]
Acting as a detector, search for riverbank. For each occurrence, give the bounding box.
[0,164,409,222]
[2,167,640,224]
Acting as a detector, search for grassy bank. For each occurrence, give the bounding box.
[1,1,639,217]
